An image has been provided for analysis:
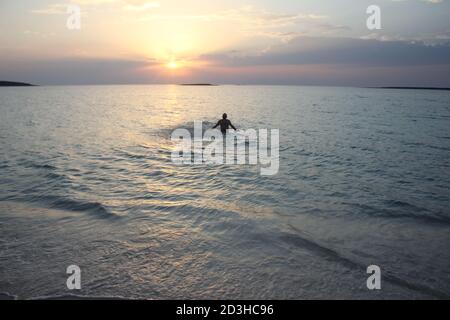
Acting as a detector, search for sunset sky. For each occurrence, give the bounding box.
[1,0,450,86]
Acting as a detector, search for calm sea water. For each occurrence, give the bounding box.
[0,85,449,299]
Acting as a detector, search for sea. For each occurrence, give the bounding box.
[0,85,449,299]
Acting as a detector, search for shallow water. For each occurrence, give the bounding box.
[0,85,449,299]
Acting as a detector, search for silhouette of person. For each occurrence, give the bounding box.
[213,113,236,134]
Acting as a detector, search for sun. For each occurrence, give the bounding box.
[167,61,179,69]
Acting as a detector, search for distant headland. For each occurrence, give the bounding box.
[0,81,35,87]
[375,87,450,91]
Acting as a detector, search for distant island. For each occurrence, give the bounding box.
[179,83,218,86]
[0,81,35,87]
[376,87,450,91]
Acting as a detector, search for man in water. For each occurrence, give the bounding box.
[213,113,237,134]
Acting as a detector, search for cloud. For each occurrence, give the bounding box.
[201,37,450,68]
[3,38,450,86]
[71,0,118,4]
[32,0,160,15]
[31,4,69,15]
[123,1,160,11]
[18,1,450,86]
[0,56,158,85]
[223,6,327,28]
[131,5,347,44]
[134,5,327,26]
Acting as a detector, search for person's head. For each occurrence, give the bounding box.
[222,113,227,119]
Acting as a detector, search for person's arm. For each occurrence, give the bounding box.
[213,120,220,129]
[229,121,237,131]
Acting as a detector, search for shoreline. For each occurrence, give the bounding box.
[371,86,450,91]
[0,81,35,87]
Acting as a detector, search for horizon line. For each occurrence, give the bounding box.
[2,81,450,91]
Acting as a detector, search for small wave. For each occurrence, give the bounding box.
[43,171,68,181]
[23,195,120,220]
[157,121,219,139]
[16,159,57,171]
[344,201,450,225]
[30,163,57,170]
[280,231,361,270]
[30,294,129,300]
[384,199,424,210]
[25,120,37,127]
[114,148,148,160]
[0,163,9,169]
[281,228,450,299]
[0,292,17,300]
[427,145,450,152]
